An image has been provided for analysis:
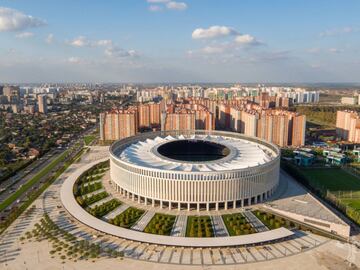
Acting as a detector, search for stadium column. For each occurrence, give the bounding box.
[233,200,236,209]
[215,202,219,211]
[178,202,181,211]
[187,203,190,211]
[160,200,163,209]
[206,203,209,211]
[197,203,200,212]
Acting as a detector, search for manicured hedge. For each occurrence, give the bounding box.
[109,207,144,228]
[144,213,176,235]
[76,191,109,207]
[222,213,255,236]
[88,199,121,218]
[186,216,214,237]
[253,210,290,230]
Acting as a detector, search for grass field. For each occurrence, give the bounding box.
[301,167,360,211]
[302,168,360,192]
[84,135,96,146]
[0,150,70,211]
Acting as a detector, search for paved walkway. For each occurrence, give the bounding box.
[82,188,105,198]
[212,216,229,237]
[82,179,102,187]
[88,195,113,208]
[103,204,130,221]
[170,215,188,237]
[131,211,156,232]
[243,211,268,233]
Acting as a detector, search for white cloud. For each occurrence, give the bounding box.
[68,36,90,47]
[15,32,34,38]
[105,46,139,58]
[328,48,344,53]
[166,1,187,10]
[67,57,82,64]
[201,46,225,54]
[0,7,46,32]
[146,0,187,11]
[45,33,54,44]
[67,36,113,47]
[149,5,163,12]
[95,39,113,46]
[235,34,261,45]
[192,26,238,39]
[320,26,357,37]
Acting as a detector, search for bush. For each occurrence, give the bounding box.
[112,207,144,228]
[144,214,176,236]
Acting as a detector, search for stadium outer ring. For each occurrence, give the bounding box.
[60,157,294,247]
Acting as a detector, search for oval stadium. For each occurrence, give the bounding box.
[109,130,280,211]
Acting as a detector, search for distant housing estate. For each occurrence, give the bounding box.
[100,95,306,147]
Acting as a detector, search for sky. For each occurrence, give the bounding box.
[0,0,359,83]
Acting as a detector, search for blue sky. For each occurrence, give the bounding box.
[0,0,359,83]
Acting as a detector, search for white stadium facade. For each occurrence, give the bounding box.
[109,130,280,211]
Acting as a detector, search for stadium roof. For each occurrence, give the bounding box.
[117,134,277,172]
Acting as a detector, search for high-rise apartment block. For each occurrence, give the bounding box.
[99,108,138,141]
[336,110,360,143]
[37,95,48,114]
[138,102,161,130]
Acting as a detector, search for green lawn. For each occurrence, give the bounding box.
[0,149,70,211]
[301,168,360,193]
[84,135,96,146]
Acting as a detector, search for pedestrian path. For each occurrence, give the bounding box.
[131,211,155,231]
[82,179,102,187]
[88,195,113,208]
[103,204,130,221]
[81,188,105,198]
[212,215,229,237]
[170,215,188,237]
[243,211,268,232]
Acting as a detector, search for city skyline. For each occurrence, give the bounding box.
[0,0,359,83]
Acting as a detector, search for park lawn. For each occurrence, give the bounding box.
[84,135,96,146]
[301,168,360,194]
[0,149,70,211]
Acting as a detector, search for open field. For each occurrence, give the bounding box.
[302,167,360,193]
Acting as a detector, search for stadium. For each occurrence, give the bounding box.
[109,130,280,211]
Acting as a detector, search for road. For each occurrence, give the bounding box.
[0,126,97,220]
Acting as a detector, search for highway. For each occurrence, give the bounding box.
[0,126,97,220]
